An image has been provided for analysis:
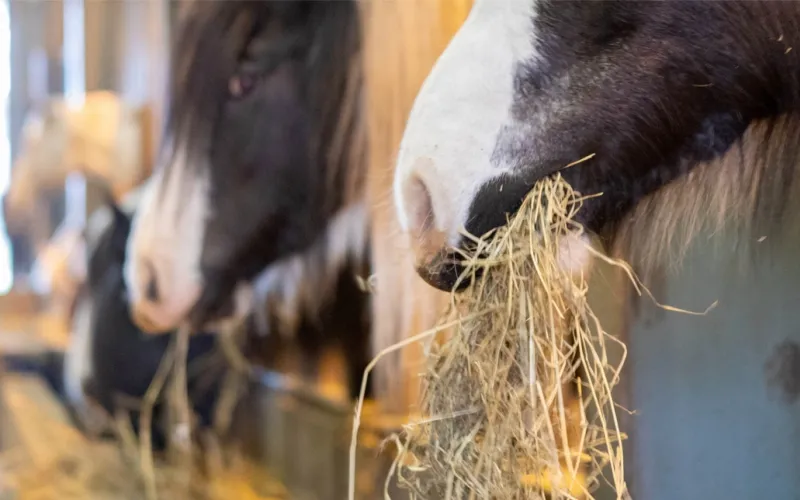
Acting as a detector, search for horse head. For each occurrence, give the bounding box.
[393,0,800,290]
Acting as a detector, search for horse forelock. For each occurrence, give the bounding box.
[167,0,366,213]
[164,2,260,182]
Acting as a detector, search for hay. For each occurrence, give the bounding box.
[0,433,258,500]
[350,173,716,499]
[0,318,260,500]
[390,174,627,499]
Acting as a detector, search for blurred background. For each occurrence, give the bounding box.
[5,0,176,297]
[0,1,439,498]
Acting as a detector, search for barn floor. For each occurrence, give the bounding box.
[0,295,284,499]
[0,294,405,500]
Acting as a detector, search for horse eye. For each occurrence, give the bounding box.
[228,74,257,99]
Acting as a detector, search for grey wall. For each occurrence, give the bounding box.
[577,205,800,499]
[622,227,800,499]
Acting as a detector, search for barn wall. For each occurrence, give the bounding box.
[577,186,800,499]
[361,0,473,414]
[5,0,170,284]
[8,1,63,163]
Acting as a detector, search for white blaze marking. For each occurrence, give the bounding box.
[124,142,209,332]
[63,292,95,413]
[62,293,116,435]
[394,0,539,246]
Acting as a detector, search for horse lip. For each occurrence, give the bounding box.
[415,249,474,293]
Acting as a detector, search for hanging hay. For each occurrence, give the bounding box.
[389,173,627,499]
[349,172,717,499]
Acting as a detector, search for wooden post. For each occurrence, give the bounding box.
[361,0,473,415]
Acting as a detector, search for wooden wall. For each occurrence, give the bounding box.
[362,0,474,414]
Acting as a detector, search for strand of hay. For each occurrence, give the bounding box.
[140,339,176,500]
[171,325,194,454]
[349,174,715,499]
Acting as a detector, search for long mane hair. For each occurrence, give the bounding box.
[165,1,369,332]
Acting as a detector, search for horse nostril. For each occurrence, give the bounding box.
[143,260,160,302]
[146,276,159,302]
[416,248,474,293]
[401,172,449,263]
[403,173,435,239]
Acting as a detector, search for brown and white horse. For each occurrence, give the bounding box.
[6,91,147,233]
[10,92,148,321]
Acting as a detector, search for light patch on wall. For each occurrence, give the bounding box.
[0,0,14,294]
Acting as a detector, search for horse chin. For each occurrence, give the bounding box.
[131,308,173,335]
[188,276,239,330]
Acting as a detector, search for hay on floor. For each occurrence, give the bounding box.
[0,319,264,500]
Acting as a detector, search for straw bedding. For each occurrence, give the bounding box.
[0,324,258,500]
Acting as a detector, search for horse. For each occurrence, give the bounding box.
[5,91,147,237]
[62,193,228,450]
[392,0,800,290]
[123,1,372,400]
